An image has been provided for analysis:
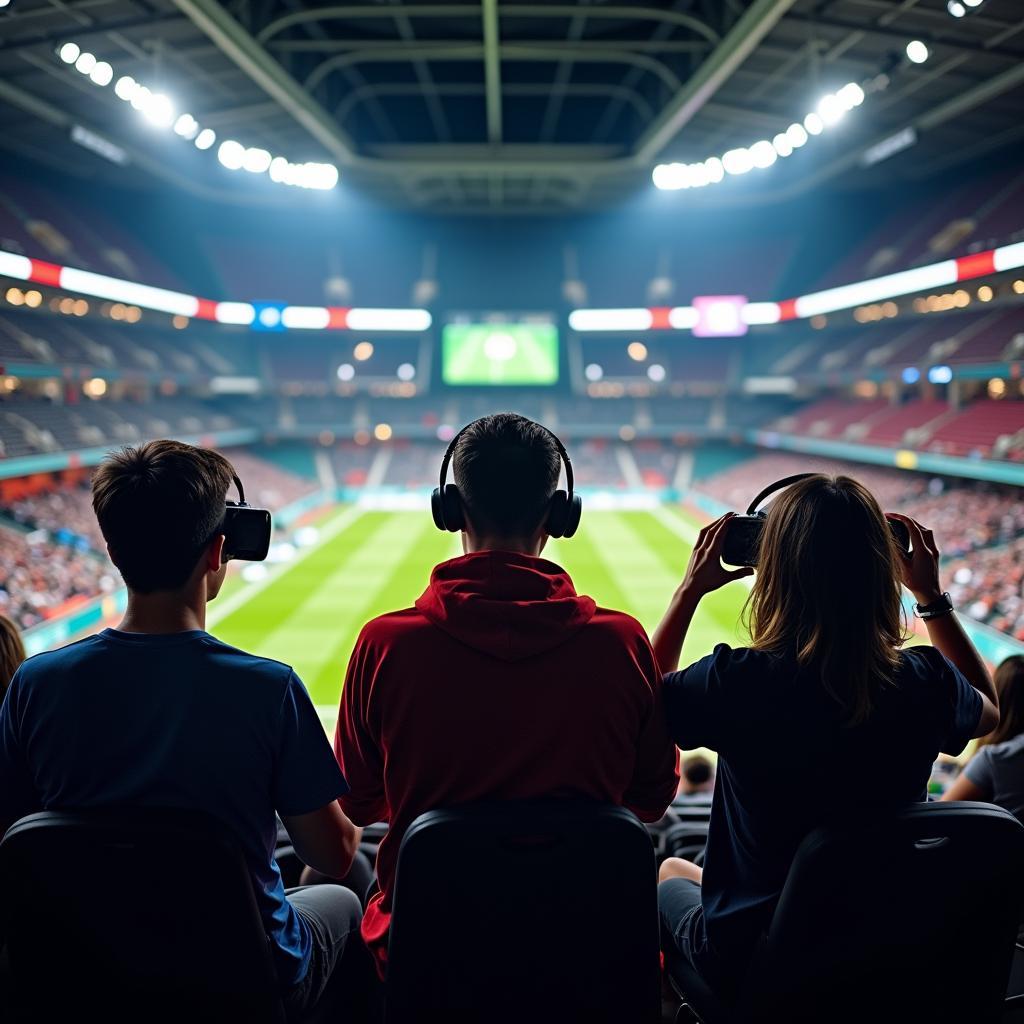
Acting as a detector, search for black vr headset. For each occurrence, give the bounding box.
[722,472,912,568]
[431,419,583,539]
[221,475,272,562]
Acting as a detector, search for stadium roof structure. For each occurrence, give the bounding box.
[0,0,1022,214]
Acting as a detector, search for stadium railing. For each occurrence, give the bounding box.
[385,800,661,1023]
[667,801,1024,1024]
[0,807,287,1023]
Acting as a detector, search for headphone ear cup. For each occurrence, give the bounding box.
[441,484,465,533]
[562,494,582,539]
[546,490,570,538]
[430,487,447,531]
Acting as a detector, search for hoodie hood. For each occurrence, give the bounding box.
[414,550,597,662]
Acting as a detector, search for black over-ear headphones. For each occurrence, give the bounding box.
[721,472,911,567]
[222,475,272,562]
[431,420,582,539]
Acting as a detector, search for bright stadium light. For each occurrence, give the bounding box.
[584,363,604,382]
[837,82,865,109]
[337,363,355,381]
[928,365,953,384]
[647,364,667,383]
[906,40,930,64]
[129,85,151,111]
[243,147,272,174]
[804,111,825,136]
[749,140,777,169]
[346,309,431,332]
[74,51,96,75]
[214,302,255,325]
[397,363,416,381]
[194,128,216,151]
[947,0,966,15]
[141,92,173,127]
[59,42,81,64]
[281,306,330,330]
[653,163,689,190]
[704,156,724,183]
[723,147,753,175]
[114,75,137,101]
[173,113,199,139]
[787,122,808,148]
[772,132,793,158]
[89,61,113,87]
[569,308,653,332]
[217,139,245,170]
[817,93,845,126]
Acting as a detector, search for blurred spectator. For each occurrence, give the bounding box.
[942,656,1024,819]
[677,754,715,803]
[0,613,25,698]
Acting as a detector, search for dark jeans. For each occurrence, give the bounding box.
[284,885,378,1022]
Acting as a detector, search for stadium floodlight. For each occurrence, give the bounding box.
[584,363,604,382]
[129,85,151,111]
[837,82,865,109]
[804,111,825,136]
[217,139,246,171]
[397,363,416,381]
[947,0,966,15]
[741,302,781,325]
[0,0,11,9]
[749,140,777,169]
[299,163,339,191]
[346,309,432,332]
[568,308,653,332]
[902,367,921,384]
[89,61,113,87]
[928,365,953,384]
[688,162,710,188]
[647,364,667,383]
[59,267,200,318]
[704,157,724,183]
[786,122,808,148]
[653,163,689,190]
[141,92,174,127]
[58,42,81,64]
[114,76,137,101]
[772,133,793,158]
[905,40,930,64]
[269,156,290,183]
[337,363,355,381]
[723,147,753,175]
[194,128,216,151]
[173,114,199,139]
[817,93,845,126]
[74,51,97,75]
[214,302,256,325]
[243,147,272,174]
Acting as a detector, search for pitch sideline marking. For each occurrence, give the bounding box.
[208,505,365,628]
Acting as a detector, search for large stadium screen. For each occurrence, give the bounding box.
[442,317,559,386]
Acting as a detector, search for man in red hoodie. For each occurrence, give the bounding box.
[334,413,679,973]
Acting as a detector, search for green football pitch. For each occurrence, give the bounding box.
[209,504,751,729]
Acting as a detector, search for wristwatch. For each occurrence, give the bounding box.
[914,592,954,620]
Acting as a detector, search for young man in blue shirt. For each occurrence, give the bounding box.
[0,440,367,1020]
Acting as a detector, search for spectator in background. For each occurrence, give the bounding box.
[0,613,25,699]
[0,441,370,1021]
[676,755,715,803]
[942,655,1024,819]
[652,477,998,1000]
[334,414,679,976]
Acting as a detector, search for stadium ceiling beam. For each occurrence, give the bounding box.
[303,45,683,94]
[482,0,502,145]
[631,0,801,165]
[168,0,362,167]
[332,82,656,127]
[269,39,711,55]
[256,6,721,47]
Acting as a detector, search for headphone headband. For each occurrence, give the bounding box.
[745,472,817,515]
[438,419,575,504]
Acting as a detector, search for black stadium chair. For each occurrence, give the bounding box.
[385,800,661,1024]
[0,808,286,1024]
[668,801,1024,1024]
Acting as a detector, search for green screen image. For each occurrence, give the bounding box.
[442,322,559,385]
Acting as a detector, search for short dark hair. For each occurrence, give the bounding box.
[453,413,561,536]
[681,755,714,788]
[92,440,235,593]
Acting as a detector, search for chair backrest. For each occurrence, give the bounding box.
[385,800,661,1024]
[0,808,285,1024]
[741,801,1024,1024]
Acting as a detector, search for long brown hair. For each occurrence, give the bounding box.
[0,614,25,700]
[745,474,907,725]
[977,656,1024,748]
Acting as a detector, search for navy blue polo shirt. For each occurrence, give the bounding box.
[0,628,348,988]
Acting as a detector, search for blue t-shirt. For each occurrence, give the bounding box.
[0,628,348,989]
[663,644,982,986]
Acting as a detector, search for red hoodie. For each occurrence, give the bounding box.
[335,550,680,973]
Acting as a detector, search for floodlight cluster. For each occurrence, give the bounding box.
[57,41,339,192]
[652,82,865,191]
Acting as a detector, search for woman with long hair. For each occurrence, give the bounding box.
[653,475,998,997]
[942,654,1024,816]
[0,614,25,700]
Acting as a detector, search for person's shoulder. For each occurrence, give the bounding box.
[587,607,649,642]
[199,633,295,684]
[669,644,779,691]
[895,645,957,685]
[18,633,107,680]
[355,607,427,645]
[986,733,1024,762]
